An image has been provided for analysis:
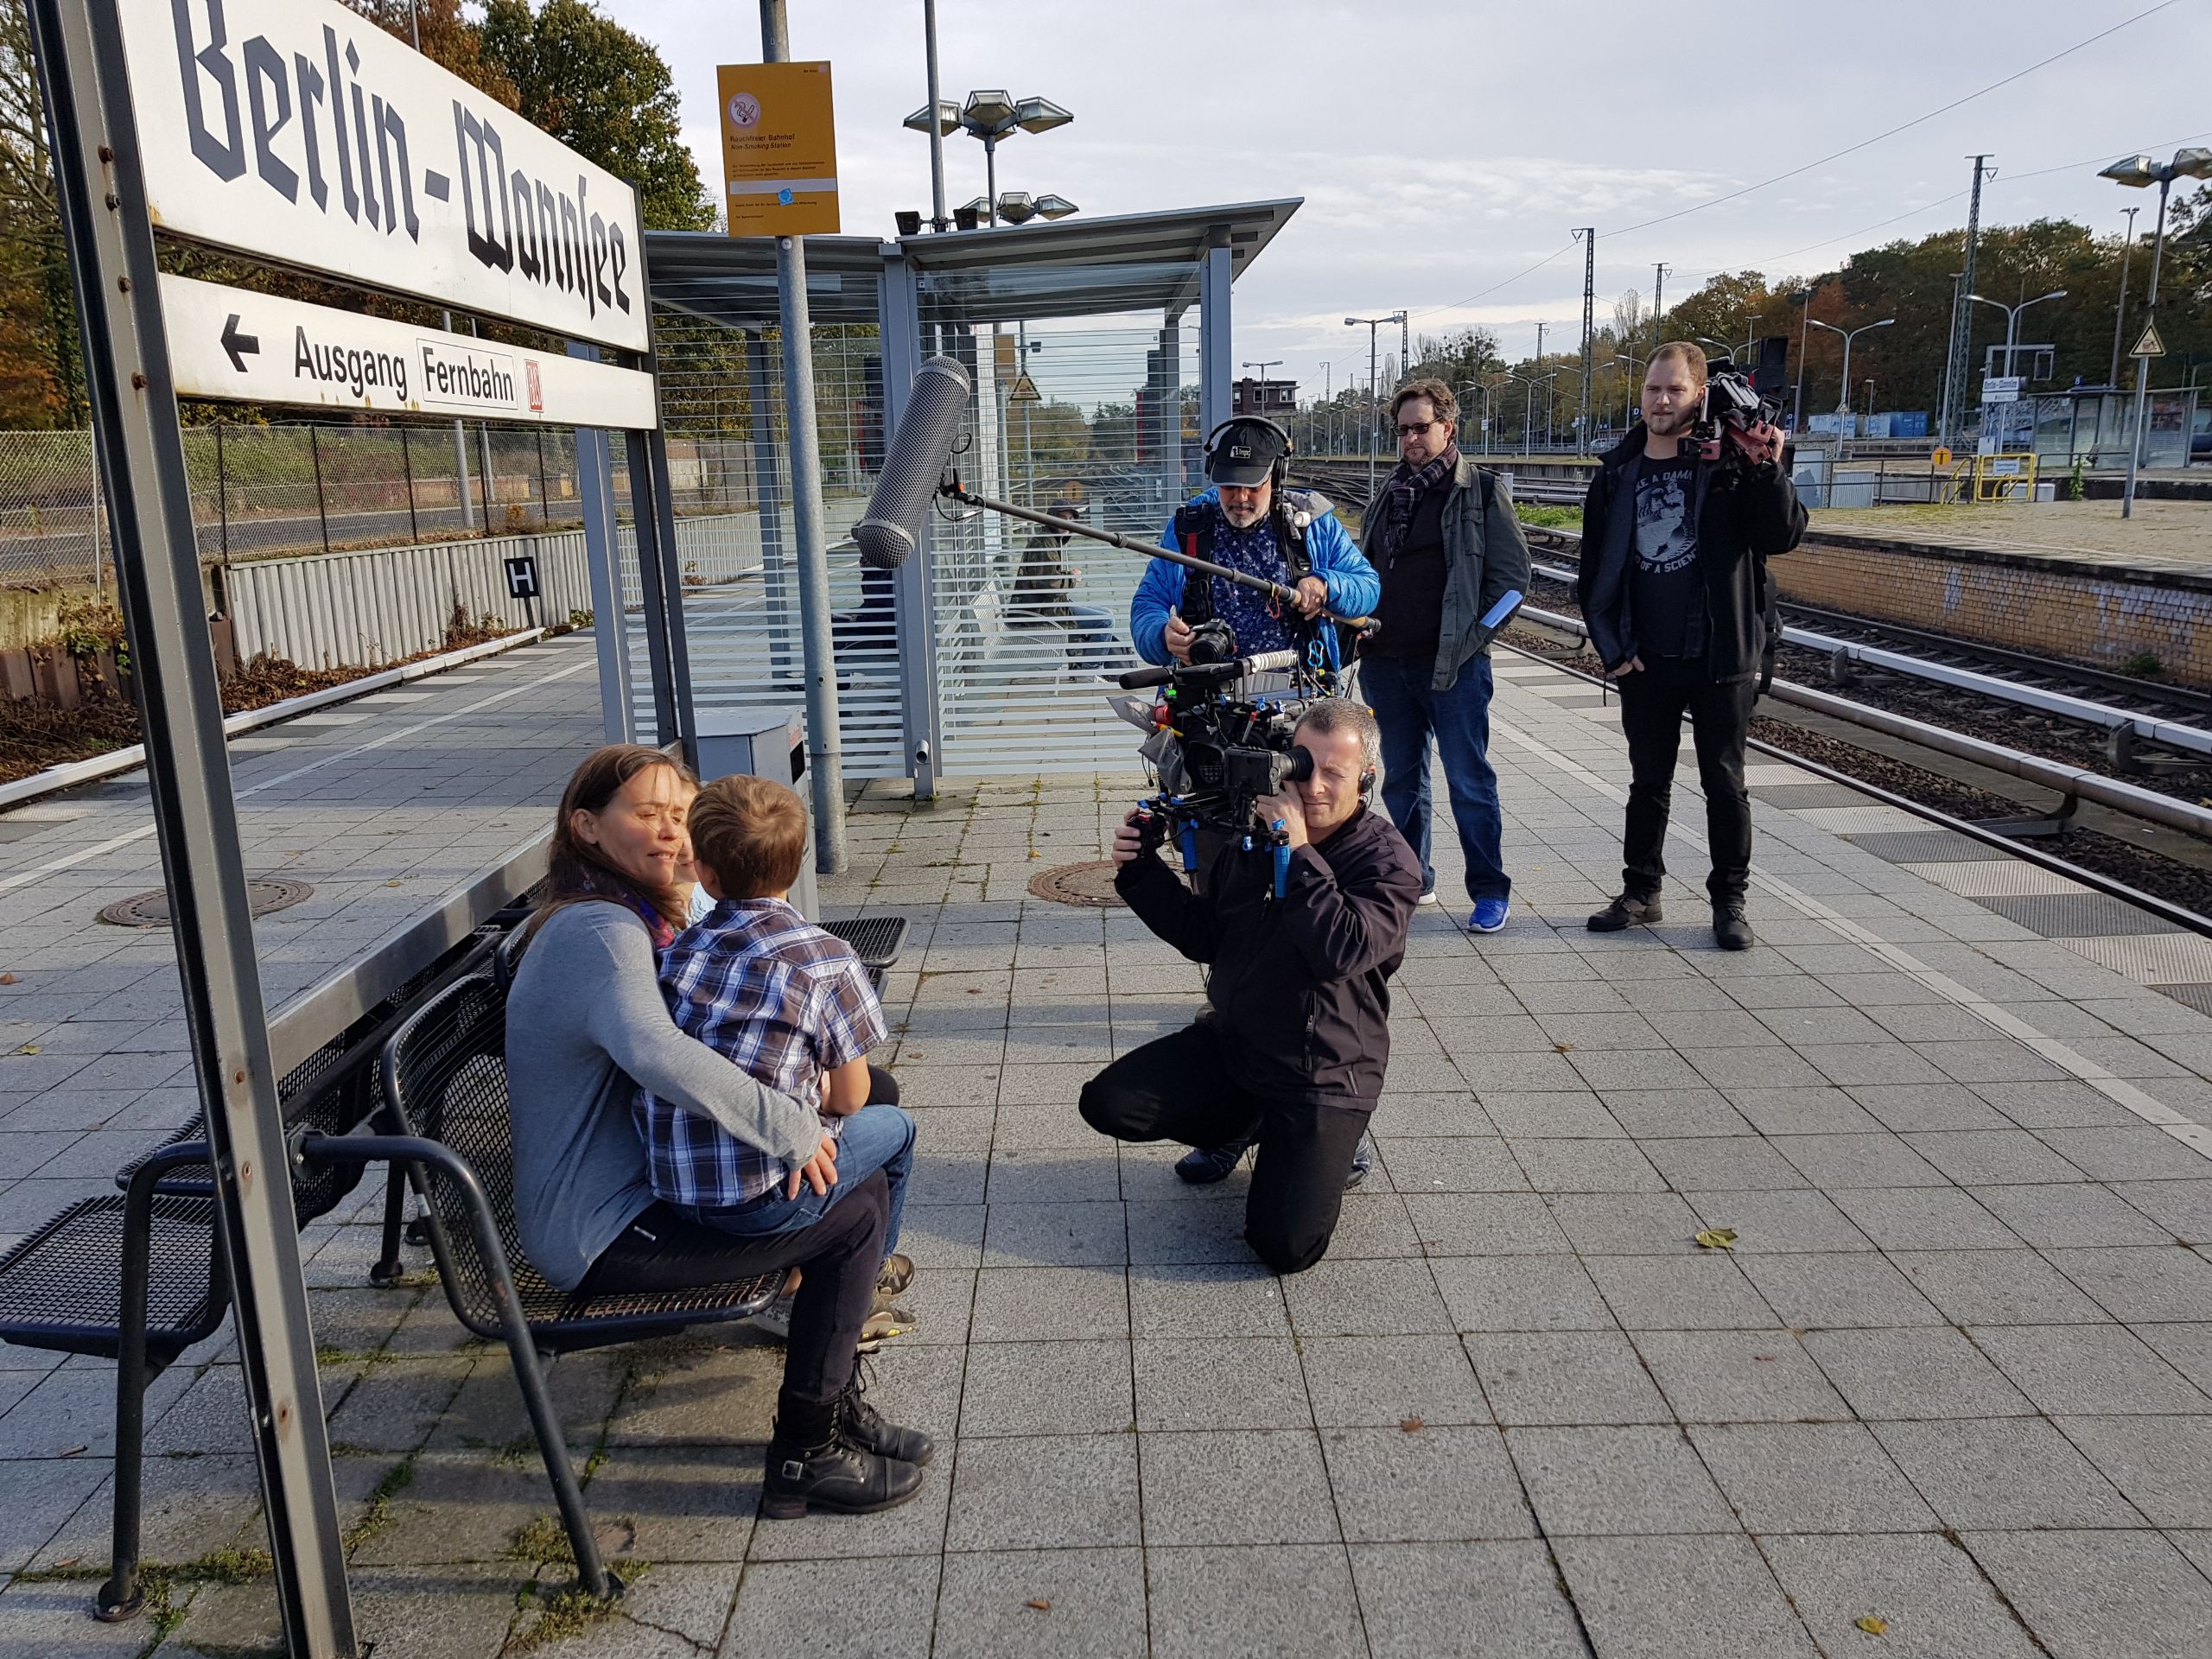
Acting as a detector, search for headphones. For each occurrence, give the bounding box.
[1203,416,1294,486]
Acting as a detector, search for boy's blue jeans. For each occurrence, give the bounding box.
[677,1078,914,1263]
[1359,652,1509,905]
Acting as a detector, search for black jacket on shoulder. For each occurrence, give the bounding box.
[1577,425,1808,683]
[1114,805,1423,1109]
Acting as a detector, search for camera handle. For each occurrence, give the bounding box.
[938,476,1379,635]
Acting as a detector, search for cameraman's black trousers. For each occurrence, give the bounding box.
[1079,1021,1370,1274]
[1616,655,1757,905]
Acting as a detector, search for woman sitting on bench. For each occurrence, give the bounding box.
[503,743,930,1519]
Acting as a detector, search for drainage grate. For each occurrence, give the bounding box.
[1027,861,1127,908]
[99,879,314,928]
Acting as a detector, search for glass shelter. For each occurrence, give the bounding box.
[634,199,1300,796]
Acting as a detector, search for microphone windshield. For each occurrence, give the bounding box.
[855,356,973,570]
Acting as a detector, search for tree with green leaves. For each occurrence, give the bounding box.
[478,0,714,232]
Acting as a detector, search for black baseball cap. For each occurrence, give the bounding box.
[1205,418,1287,487]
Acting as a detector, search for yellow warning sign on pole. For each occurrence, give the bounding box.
[2132,321,2166,358]
[718,61,840,237]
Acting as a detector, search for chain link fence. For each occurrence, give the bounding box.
[0,422,765,589]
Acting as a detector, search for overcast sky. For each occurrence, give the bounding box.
[626,0,2211,392]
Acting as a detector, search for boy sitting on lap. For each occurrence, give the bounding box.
[635,774,916,1326]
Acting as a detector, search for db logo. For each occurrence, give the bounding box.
[727,92,761,130]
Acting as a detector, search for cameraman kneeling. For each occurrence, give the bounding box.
[1079,700,1423,1274]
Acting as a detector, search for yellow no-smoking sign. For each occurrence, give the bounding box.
[718,61,840,237]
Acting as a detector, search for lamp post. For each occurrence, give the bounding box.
[1456,381,1485,452]
[906,90,1073,226]
[1345,313,1404,497]
[1967,288,2066,380]
[1615,347,1648,433]
[1789,288,1814,430]
[2100,147,2212,515]
[1807,317,1894,417]
[2108,206,2141,391]
[1503,370,1554,456]
[1242,359,1283,426]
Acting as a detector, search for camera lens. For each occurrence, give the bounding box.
[1281,749,1315,784]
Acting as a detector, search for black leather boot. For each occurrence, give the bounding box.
[1713,901,1754,951]
[760,1421,925,1519]
[1587,893,1662,931]
[839,1379,936,1466]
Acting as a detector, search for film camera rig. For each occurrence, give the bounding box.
[1686,359,1788,468]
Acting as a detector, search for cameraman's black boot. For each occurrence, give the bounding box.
[1713,901,1754,952]
[760,1410,924,1520]
[1176,1134,1255,1185]
[1588,892,1662,931]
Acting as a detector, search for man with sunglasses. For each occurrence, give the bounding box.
[1357,378,1532,931]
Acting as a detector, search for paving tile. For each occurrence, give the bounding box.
[1373,1136,1529,1193]
[1141,1542,1365,1659]
[1504,1424,1738,1535]
[958,1340,1132,1437]
[1582,1254,1782,1331]
[1133,1338,1310,1432]
[1299,1334,1489,1428]
[1554,1534,1819,1659]
[1680,1188,1876,1254]
[1760,1533,2044,1659]
[1736,1251,1947,1328]
[1691,1420,1938,1532]
[1872,1418,2142,1529]
[1126,1262,1290,1338]
[1539,1192,1705,1254]
[1891,1249,2113,1325]
[1122,1196,1253,1267]
[1967,1182,2172,1248]
[1966,1529,2212,1659]
[1320,1423,1534,1542]
[1281,1258,1454,1338]
[2135,1322,2212,1394]
[2037,1125,2212,1184]
[968,1266,1128,1343]
[2052,1414,2212,1529]
[1825,1185,2021,1249]
[1847,1081,2017,1132]
[1771,1130,1949,1189]
[1350,1540,1586,1658]
[1633,1330,1850,1423]
[931,1548,1147,1659]
[1973,1324,2209,1414]
[1403,1191,1573,1255]
[1137,1428,1338,1546]
[2044,1244,2212,1322]
[2112,1179,2212,1243]
[723,1556,938,1656]
[1431,1254,1618,1332]
[1901,1128,2088,1186]
[1507,1137,1668,1193]
[1800,1325,2037,1420]
[1598,1088,1753,1137]
[1725,1087,1882,1135]
[1465,1331,1672,1426]
[944,1434,1141,1551]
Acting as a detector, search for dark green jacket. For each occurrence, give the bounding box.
[1361,456,1533,691]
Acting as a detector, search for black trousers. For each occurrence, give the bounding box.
[576,1071,904,1413]
[1079,1022,1370,1274]
[1615,655,1757,904]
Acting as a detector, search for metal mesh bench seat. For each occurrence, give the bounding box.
[0,1192,222,1362]
[820,914,909,975]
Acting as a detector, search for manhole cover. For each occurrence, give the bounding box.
[1027,861,1126,907]
[98,878,315,928]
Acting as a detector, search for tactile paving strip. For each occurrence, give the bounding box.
[1847,829,2014,863]
[1978,893,2188,939]
[1900,861,2091,898]
[2063,932,2212,984]
[1754,782,1879,810]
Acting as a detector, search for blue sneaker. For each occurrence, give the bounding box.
[1175,1135,1255,1185]
[1470,897,1511,933]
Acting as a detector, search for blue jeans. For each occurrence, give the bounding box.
[678,1097,915,1262]
[1359,652,1508,905]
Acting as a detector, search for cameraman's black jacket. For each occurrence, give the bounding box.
[1116,804,1423,1109]
[1577,425,1807,683]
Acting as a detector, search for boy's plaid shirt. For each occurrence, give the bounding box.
[634,896,886,1209]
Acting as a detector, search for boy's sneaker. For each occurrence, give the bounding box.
[760,1425,924,1520]
[1416,887,1439,906]
[1175,1135,1255,1185]
[876,1253,916,1297]
[1470,897,1510,932]
[1587,893,1662,931]
[751,1295,914,1352]
[1345,1131,1376,1189]
[747,1293,797,1342]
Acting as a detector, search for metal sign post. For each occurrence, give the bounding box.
[26,0,355,1648]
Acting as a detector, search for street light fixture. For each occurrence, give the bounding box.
[1806,317,1894,417]
[1345,312,1406,497]
[1967,289,2066,380]
[2099,146,2212,515]
[906,88,1075,226]
[1501,369,1555,456]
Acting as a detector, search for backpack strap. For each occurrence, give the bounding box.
[1173,503,1214,624]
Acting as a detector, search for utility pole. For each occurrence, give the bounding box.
[762,0,847,874]
[1400,313,1410,389]
[2108,204,2140,391]
[1576,227,1596,455]
[1652,263,1669,353]
[921,0,948,231]
[1939,154,1993,447]
[1533,322,1548,445]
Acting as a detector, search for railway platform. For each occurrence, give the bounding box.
[3,646,2210,1656]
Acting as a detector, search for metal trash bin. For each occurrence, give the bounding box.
[695,706,817,919]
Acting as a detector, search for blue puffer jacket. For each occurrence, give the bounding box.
[1128,488,1381,669]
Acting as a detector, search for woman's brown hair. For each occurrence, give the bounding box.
[526,744,698,939]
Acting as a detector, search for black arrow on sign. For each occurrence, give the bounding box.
[219,313,259,374]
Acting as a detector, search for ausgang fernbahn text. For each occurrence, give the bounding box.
[169,0,633,326]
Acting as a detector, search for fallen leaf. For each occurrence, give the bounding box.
[1854,1614,1888,1636]
[1027,849,1041,859]
[1694,1229,1738,1250]
[1399,1416,1425,1433]
[0,973,17,984]
[1026,1599,1052,1612]
[15,1045,39,1055]
[54,1557,79,1569]
[1553,1042,1573,1052]
[60,1445,87,1458]
[385,880,403,887]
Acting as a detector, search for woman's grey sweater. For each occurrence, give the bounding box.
[503,901,822,1289]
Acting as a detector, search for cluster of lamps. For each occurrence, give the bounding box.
[902,90,1077,230]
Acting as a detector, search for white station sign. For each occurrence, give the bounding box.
[159,275,660,429]
[124,0,651,354]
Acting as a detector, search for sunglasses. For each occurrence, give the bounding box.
[1397,419,1445,435]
